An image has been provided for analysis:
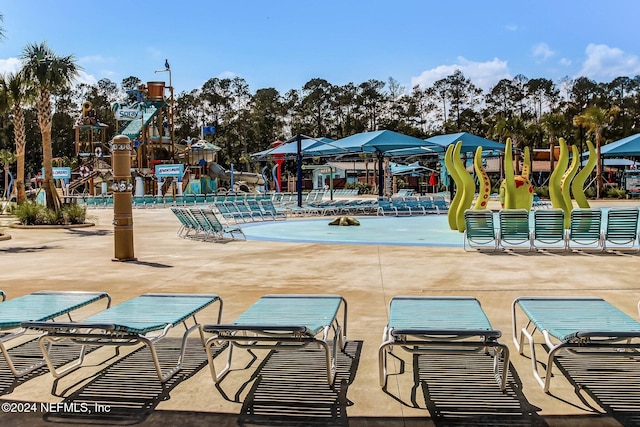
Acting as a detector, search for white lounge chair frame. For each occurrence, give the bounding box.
[512,296,640,392]
[22,293,222,382]
[379,296,509,390]
[204,294,347,385]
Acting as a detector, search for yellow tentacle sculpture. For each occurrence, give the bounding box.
[549,137,569,216]
[500,138,534,210]
[521,146,531,180]
[501,138,517,209]
[453,141,476,232]
[444,144,461,230]
[571,140,596,208]
[473,146,491,210]
[560,145,579,227]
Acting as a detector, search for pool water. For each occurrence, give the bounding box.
[241,215,464,246]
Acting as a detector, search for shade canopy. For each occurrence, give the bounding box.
[385,132,505,157]
[600,133,640,157]
[389,161,432,176]
[251,136,335,160]
[305,130,430,156]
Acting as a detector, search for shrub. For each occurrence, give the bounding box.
[13,201,48,225]
[606,187,626,199]
[62,203,87,224]
[13,201,87,225]
[534,186,549,198]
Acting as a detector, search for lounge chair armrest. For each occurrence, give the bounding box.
[203,324,309,334]
[22,321,118,332]
[391,328,502,339]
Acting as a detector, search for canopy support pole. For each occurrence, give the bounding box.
[377,152,385,198]
[296,134,303,207]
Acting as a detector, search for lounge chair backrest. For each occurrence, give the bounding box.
[533,209,565,242]
[605,207,639,241]
[569,209,603,250]
[499,209,530,239]
[464,210,496,240]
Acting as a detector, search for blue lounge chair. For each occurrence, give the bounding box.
[498,209,531,251]
[530,209,567,251]
[23,293,222,382]
[512,296,640,392]
[463,210,498,251]
[567,208,603,251]
[195,208,246,241]
[602,207,639,252]
[203,294,347,385]
[0,291,110,377]
[379,296,509,390]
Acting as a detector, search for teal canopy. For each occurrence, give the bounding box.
[600,133,640,157]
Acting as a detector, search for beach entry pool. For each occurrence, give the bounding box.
[241,215,463,246]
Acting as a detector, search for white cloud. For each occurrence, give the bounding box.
[0,57,22,76]
[217,71,237,79]
[577,43,640,79]
[75,70,98,86]
[559,57,571,66]
[411,57,510,91]
[505,24,518,32]
[532,43,554,61]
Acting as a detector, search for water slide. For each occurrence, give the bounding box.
[208,162,265,185]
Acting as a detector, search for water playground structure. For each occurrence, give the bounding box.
[445,137,597,232]
[62,75,264,200]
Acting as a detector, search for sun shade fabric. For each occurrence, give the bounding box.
[0,291,108,329]
[516,297,640,342]
[388,296,499,336]
[76,293,219,335]
[120,105,158,139]
[232,295,343,335]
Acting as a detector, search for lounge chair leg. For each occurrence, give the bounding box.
[205,336,233,383]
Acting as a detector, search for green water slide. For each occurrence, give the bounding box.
[119,105,158,140]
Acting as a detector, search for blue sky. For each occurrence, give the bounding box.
[1,1,639,95]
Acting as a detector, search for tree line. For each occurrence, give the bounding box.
[2,41,640,203]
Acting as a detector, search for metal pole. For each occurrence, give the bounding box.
[378,152,384,198]
[297,134,303,207]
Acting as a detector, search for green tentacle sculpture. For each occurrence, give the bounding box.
[500,138,534,210]
[473,146,491,210]
[549,137,569,214]
[453,141,476,232]
[560,145,579,227]
[444,144,461,230]
[571,140,596,208]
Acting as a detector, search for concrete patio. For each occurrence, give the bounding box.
[0,201,639,426]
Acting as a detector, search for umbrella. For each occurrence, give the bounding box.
[600,133,640,157]
[306,130,431,196]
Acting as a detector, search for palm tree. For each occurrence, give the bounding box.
[573,105,620,198]
[540,112,566,174]
[0,72,34,203]
[0,149,17,200]
[20,42,80,210]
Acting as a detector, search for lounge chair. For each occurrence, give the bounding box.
[463,210,498,251]
[22,293,222,382]
[196,208,246,241]
[512,296,640,392]
[602,207,639,252]
[530,209,567,251]
[498,209,531,251]
[0,291,110,377]
[567,208,603,251]
[379,296,509,390]
[203,294,347,385]
[170,207,199,238]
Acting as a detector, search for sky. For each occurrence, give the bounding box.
[1,1,640,96]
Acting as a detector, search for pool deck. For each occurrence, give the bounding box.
[1,200,640,426]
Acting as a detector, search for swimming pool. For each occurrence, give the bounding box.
[241,215,464,246]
